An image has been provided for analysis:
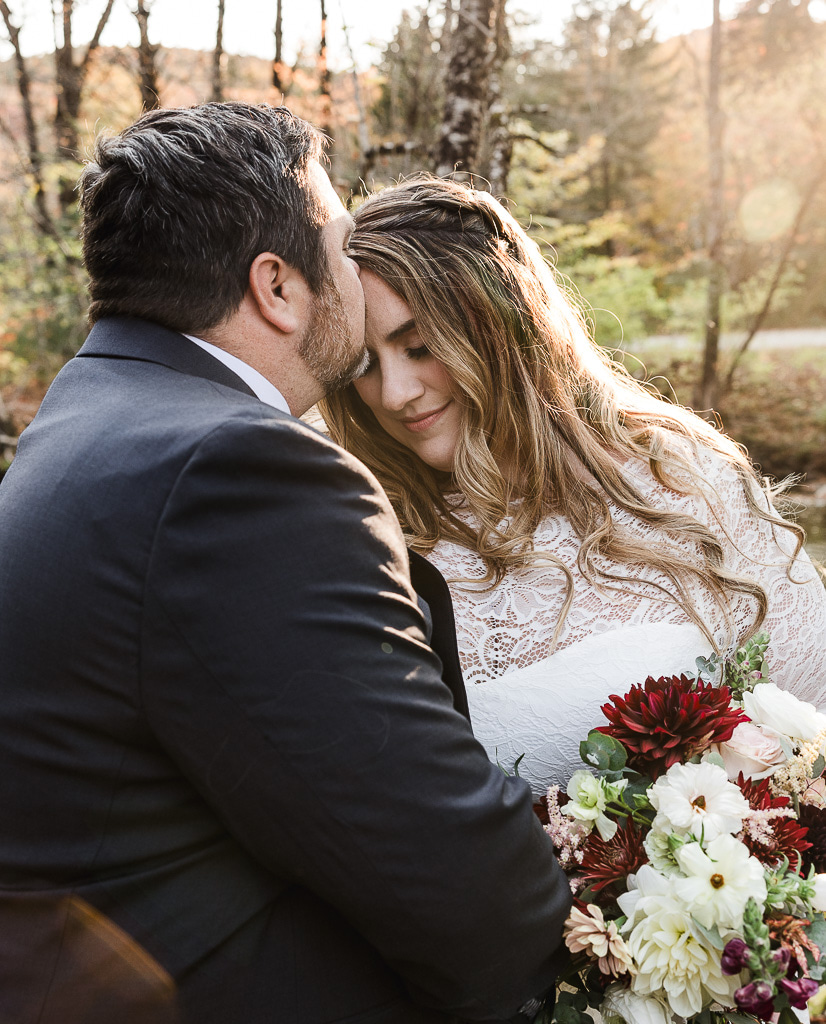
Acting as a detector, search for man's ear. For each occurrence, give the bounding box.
[248,252,311,334]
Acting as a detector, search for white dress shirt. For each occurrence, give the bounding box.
[184,334,291,415]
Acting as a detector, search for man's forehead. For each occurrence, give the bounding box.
[308,160,349,225]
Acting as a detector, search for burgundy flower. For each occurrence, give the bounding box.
[598,675,748,779]
[737,775,812,869]
[722,937,754,975]
[799,803,826,874]
[735,980,776,1020]
[579,818,648,894]
[779,976,820,1010]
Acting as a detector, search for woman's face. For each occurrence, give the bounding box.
[353,270,462,473]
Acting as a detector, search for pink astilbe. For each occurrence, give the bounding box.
[543,785,590,869]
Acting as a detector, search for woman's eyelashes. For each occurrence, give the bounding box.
[405,345,429,360]
[358,343,431,376]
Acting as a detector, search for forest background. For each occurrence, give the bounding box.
[1,0,826,558]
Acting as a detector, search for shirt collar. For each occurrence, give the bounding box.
[184,334,292,415]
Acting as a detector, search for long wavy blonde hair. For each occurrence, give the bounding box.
[320,176,803,650]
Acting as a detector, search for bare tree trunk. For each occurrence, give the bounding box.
[273,0,287,93]
[695,0,725,413]
[54,0,114,208]
[134,0,160,111]
[211,0,225,102]
[434,0,496,179]
[0,1,59,238]
[483,0,511,195]
[318,0,332,139]
[339,0,370,162]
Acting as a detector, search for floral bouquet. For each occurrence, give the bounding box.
[536,633,826,1024]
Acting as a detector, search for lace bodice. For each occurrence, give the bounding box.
[427,453,826,795]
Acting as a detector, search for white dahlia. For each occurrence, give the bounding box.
[673,834,767,929]
[617,865,740,1018]
[648,761,750,842]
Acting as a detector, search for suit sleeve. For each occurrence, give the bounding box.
[140,413,572,1021]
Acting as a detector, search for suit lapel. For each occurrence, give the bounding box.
[76,316,258,400]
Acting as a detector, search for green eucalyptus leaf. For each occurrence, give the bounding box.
[804,915,826,975]
[812,753,826,778]
[580,730,627,772]
[554,1003,586,1024]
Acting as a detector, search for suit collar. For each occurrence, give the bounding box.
[76,316,258,400]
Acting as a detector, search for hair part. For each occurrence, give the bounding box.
[320,175,804,652]
[79,102,329,334]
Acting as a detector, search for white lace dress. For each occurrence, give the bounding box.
[427,454,826,797]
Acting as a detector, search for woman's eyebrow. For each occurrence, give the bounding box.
[386,318,416,342]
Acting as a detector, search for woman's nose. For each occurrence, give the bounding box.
[381,364,425,412]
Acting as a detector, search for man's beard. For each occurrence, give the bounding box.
[299,281,368,394]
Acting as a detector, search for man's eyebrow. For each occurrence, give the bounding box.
[387,318,416,342]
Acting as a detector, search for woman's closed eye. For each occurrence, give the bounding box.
[357,344,431,377]
[404,345,429,360]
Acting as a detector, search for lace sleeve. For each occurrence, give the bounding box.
[696,455,826,708]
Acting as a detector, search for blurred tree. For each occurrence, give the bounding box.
[695,0,725,412]
[212,0,225,101]
[545,0,672,247]
[365,4,444,182]
[433,0,497,178]
[54,0,115,207]
[319,0,332,138]
[0,1,58,239]
[134,0,160,111]
[479,0,512,194]
[272,0,286,93]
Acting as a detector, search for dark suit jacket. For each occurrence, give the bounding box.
[0,316,571,1024]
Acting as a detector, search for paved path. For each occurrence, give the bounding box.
[629,328,826,352]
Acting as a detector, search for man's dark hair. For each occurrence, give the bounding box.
[79,102,328,333]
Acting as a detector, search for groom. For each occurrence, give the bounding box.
[0,103,571,1024]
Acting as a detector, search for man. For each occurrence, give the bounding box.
[0,103,571,1024]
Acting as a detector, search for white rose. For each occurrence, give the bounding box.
[602,984,672,1024]
[563,770,618,841]
[710,721,787,781]
[812,874,826,914]
[743,683,826,745]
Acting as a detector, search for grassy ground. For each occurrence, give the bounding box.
[618,344,826,484]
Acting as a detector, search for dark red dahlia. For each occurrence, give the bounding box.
[799,802,826,874]
[738,774,790,812]
[597,675,747,779]
[736,775,812,869]
[580,818,648,895]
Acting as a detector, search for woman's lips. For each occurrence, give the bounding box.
[401,402,451,433]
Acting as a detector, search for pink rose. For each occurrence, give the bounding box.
[802,776,826,809]
[711,722,787,781]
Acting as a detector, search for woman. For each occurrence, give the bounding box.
[320,176,826,796]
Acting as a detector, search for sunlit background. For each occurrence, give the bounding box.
[2,0,826,555]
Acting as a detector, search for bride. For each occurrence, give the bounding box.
[320,176,826,796]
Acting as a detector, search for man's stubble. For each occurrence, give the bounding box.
[299,281,368,395]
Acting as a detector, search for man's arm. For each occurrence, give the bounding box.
[141,413,571,1021]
